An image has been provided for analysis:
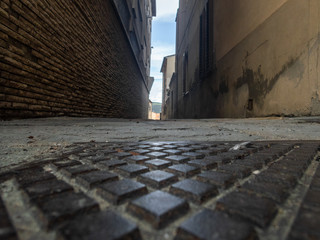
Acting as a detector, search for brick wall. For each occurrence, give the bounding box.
[0,0,149,120]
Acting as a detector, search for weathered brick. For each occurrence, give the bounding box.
[0,0,149,119]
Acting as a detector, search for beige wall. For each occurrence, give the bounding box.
[161,55,175,119]
[175,0,320,118]
[214,0,320,117]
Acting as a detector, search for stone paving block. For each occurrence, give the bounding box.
[136,144,150,149]
[61,210,141,240]
[182,152,205,159]
[60,164,97,178]
[197,171,236,189]
[288,207,320,240]
[242,180,289,203]
[253,171,297,188]
[127,191,189,229]
[112,152,132,159]
[310,177,320,191]
[189,144,207,150]
[96,159,127,170]
[163,149,183,155]
[137,170,178,189]
[188,159,218,170]
[75,171,119,189]
[87,156,110,164]
[167,164,200,178]
[233,159,264,170]
[148,147,165,151]
[267,165,302,180]
[147,151,169,159]
[203,155,231,166]
[177,147,194,152]
[0,200,17,240]
[195,149,216,156]
[248,153,275,164]
[216,190,278,228]
[15,167,55,186]
[218,164,252,179]
[302,190,320,209]
[116,164,149,177]
[26,179,73,200]
[37,192,99,228]
[50,160,82,170]
[126,155,151,164]
[96,179,147,205]
[170,179,218,204]
[165,155,190,164]
[270,161,306,177]
[120,146,136,152]
[176,209,257,240]
[162,144,179,149]
[145,159,172,170]
[131,149,151,154]
[207,146,228,154]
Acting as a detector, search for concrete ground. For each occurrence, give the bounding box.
[0,116,319,171]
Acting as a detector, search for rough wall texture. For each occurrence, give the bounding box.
[176,0,320,118]
[0,0,149,120]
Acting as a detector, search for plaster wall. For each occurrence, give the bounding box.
[175,0,320,118]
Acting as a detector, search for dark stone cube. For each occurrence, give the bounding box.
[127,190,189,229]
[137,170,178,189]
[170,179,218,204]
[96,179,147,205]
[176,209,257,240]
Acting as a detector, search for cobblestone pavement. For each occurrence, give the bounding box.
[0,141,319,240]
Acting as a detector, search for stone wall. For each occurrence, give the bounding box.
[0,0,149,119]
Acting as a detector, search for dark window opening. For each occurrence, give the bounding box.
[183,52,188,94]
[248,99,253,111]
[199,1,214,79]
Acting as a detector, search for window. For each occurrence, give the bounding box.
[199,1,214,79]
[183,52,188,94]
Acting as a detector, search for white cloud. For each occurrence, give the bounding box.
[149,42,175,102]
[150,80,162,103]
[151,43,175,73]
[154,0,179,22]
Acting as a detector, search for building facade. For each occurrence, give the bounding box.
[0,0,156,119]
[174,0,320,118]
[160,54,175,119]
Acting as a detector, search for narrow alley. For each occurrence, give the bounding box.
[0,0,320,239]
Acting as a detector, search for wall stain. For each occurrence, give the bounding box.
[235,57,299,108]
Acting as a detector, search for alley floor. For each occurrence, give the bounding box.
[0,117,319,239]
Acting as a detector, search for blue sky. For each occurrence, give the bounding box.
[149,0,179,103]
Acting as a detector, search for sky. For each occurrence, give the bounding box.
[149,0,179,103]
